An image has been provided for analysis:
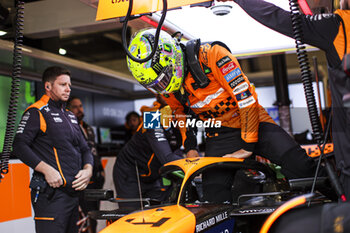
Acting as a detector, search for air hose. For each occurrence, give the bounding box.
[289,0,346,201]
[122,0,168,63]
[0,1,24,181]
[289,0,323,143]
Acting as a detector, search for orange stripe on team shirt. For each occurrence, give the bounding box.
[140,153,155,177]
[0,163,31,222]
[34,217,55,221]
[38,111,47,133]
[53,147,67,187]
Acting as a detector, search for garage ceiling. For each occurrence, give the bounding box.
[0,0,132,74]
[0,0,329,92]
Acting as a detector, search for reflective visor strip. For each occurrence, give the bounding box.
[152,73,169,92]
[146,66,172,94]
[53,147,67,187]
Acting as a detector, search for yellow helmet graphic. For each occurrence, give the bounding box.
[127,29,185,94]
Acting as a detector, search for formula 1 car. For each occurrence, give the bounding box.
[88,157,332,233]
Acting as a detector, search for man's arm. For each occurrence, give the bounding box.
[72,163,93,191]
[223,149,252,158]
[164,94,199,157]
[35,161,63,188]
[12,108,63,187]
[72,126,94,191]
[146,127,184,164]
[12,109,43,168]
[229,0,340,51]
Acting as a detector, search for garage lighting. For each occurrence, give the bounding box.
[0,30,7,36]
[59,48,67,55]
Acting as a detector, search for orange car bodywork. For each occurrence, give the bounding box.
[100,205,196,233]
[301,143,334,158]
[100,157,243,233]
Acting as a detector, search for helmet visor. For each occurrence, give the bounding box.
[146,65,173,94]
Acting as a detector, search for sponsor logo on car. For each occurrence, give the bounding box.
[196,212,229,232]
[185,158,200,165]
[238,208,276,214]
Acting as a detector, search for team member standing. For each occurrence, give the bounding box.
[12,66,93,233]
[67,96,105,233]
[218,0,350,200]
[126,29,319,203]
[124,111,141,143]
[113,95,184,208]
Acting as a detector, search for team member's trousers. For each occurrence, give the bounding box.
[202,122,318,203]
[31,188,79,233]
[79,193,99,233]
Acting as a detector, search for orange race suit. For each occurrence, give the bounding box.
[163,42,320,203]
[165,43,274,151]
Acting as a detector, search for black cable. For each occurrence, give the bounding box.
[122,0,168,63]
[289,0,346,201]
[309,112,332,203]
[310,114,346,203]
[289,0,323,143]
[0,1,24,181]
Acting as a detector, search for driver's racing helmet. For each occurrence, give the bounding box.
[127,29,185,94]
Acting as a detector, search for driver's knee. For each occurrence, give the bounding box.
[280,146,317,179]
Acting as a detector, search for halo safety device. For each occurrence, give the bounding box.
[127,29,185,94]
